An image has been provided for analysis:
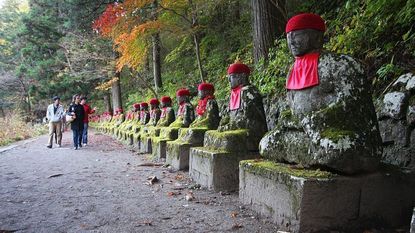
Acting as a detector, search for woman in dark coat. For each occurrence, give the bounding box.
[68,94,85,150]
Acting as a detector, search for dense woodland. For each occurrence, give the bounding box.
[0,0,414,120]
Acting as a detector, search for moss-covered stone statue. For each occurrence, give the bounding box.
[259,13,382,174]
[118,103,140,141]
[169,88,195,128]
[189,83,220,129]
[211,62,267,152]
[147,98,161,126]
[131,102,150,146]
[166,83,220,170]
[109,108,125,136]
[156,96,175,127]
[189,63,267,191]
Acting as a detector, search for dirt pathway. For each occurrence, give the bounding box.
[0,130,278,233]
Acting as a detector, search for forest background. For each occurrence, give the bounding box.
[0,0,414,145]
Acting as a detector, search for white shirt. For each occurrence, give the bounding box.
[46,104,65,123]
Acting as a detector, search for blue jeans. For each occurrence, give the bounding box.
[82,123,89,144]
[72,129,82,148]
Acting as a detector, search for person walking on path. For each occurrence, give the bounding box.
[80,96,96,147]
[46,96,65,148]
[67,94,85,150]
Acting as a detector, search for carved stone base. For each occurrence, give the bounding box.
[239,160,415,233]
[189,147,258,192]
[166,142,191,170]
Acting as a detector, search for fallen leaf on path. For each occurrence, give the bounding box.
[219,191,230,196]
[167,191,181,197]
[175,174,184,180]
[145,176,158,185]
[137,220,152,226]
[185,191,195,201]
[232,223,243,229]
[48,174,63,178]
[231,211,238,218]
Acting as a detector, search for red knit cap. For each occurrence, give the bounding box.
[140,102,148,108]
[176,88,190,97]
[161,96,172,103]
[227,63,250,75]
[133,103,140,109]
[285,13,326,33]
[149,98,159,105]
[198,83,215,92]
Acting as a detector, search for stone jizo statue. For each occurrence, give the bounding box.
[218,62,267,151]
[157,96,176,127]
[190,83,220,129]
[170,88,195,128]
[259,13,382,174]
[147,98,161,126]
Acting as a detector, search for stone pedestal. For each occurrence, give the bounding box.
[190,147,259,192]
[151,127,179,160]
[166,142,191,170]
[239,160,415,233]
[166,128,207,171]
[138,127,160,154]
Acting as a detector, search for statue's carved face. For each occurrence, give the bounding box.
[177,96,188,104]
[228,73,249,89]
[198,89,213,99]
[287,29,324,57]
[140,106,148,111]
[161,102,171,108]
[150,104,158,110]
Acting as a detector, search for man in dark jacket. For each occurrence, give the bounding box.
[68,94,85,150]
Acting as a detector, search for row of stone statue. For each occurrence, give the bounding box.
[93,12,385,176]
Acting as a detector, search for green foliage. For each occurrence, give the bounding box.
[251,38,293,96]
[301,0,415,94]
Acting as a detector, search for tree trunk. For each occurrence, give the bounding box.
[103,92,112,113]
[152,33,162,91]
[251,0,285,63]
[193,33,205,82]
[111,72,122,114]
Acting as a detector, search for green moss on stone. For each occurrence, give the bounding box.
[320,128,356,143]
[206,129,247,139]
[169,117,184,128]
[241,159,333,179]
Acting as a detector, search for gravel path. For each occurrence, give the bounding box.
[0,130,278,233]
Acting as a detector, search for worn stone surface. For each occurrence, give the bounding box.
[166,141,191,170]
[219,85,267,151]
[151,127,179,160]
[239,160,415,233]
[260,52,382,174]
[379,92,408,120]
[189,147,259,192]
[165,128,207,171]
[377,73,415,169]
[203,129,248,153]
[263,95,288,131]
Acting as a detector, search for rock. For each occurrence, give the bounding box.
[378,119,408,146]
[408,106,415,126]
[263,95,288,131]
[260,52,382,174]
[379,92,409,120]
[393,73,414,89]
[406,75,415,92]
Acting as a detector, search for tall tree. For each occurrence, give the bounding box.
[251,0,287,63]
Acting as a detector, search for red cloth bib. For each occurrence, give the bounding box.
[286,53,320,90]
[177,103,185,116]
[229,85,242,110]
[196,95,214,116]
[160,107,167,118]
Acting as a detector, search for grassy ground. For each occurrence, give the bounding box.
[0,113,48,147]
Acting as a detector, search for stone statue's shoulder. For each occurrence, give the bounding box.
[242,85,262,100]
[319,52,365,77]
